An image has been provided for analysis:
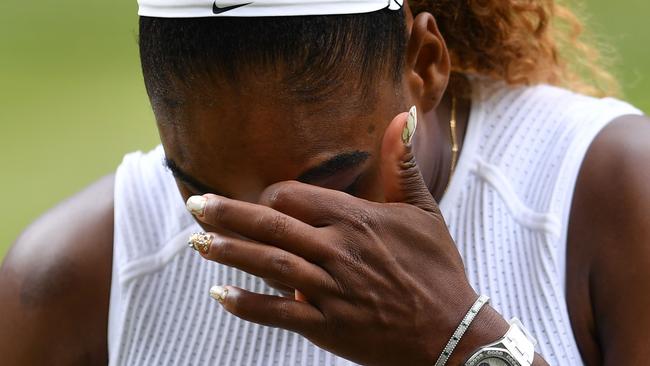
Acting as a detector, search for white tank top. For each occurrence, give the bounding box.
[108,79,642,365]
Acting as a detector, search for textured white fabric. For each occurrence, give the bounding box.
[108,79,642,365]
[138,0,404,18]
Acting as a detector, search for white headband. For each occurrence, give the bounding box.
[138,0,404,18]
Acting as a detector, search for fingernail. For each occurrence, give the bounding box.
[188,232,213,254]
[402,105,418,146]
[186,195,207,216]
[210,285,228,304]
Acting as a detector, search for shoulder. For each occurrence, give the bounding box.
[570,113,650,262]
[475,79,640,123]
[567,114,650,363]
[472,81,641,164]
[0,174,115,365]
[571,114,650,238]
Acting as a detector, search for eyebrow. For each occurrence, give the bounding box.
[163,150,370,196]
[296,151,371,183]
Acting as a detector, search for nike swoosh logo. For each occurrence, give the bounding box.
[387,0,403,10]
[212,2,252,14]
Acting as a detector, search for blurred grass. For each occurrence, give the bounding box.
[584,0,650,112]
[0,1,648,260]
[0,0,159,260]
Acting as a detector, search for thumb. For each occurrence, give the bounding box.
[380,106,439,214]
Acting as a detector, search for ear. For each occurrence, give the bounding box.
[404,12,451,113]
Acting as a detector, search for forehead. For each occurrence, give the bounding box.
[155,79,401,197]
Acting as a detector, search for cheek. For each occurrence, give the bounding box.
[351,124,388,202]
[355,161,386,203]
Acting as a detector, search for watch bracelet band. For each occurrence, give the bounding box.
[502,318,536,365]
[464,318,537,366]
[433,295,490,366]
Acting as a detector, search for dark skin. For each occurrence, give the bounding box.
[2,5,650,366]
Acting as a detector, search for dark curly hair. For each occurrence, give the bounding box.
[409,0,619,97]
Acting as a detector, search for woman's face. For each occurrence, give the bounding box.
[156,76,406,205]
[155,10,450,206]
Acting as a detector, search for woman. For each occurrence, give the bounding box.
[1,0,649,365]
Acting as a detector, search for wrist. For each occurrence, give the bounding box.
[443,304,509,365]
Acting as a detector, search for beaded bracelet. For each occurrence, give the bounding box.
[433,295,490,366]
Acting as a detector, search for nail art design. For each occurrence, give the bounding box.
[186,195,207,216]
[188,232,213,254]
[402,105,418,146]
[210,285,229,304]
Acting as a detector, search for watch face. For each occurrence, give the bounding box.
[465,349,518,366]
[476,357,511,366]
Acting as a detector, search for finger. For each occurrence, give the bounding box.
[187,194,333,262]
[258,180,351,227]
[210,285,326,337]
[201,233,336,299]
[264,278,296,298]
[380,107,440,215]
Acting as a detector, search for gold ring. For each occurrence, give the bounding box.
[188,232,213,254]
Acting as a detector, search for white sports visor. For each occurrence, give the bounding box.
[138,0,404,18]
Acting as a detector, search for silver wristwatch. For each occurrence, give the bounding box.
[464,318,537,366]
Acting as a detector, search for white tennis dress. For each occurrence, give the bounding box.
[108,79,642,365]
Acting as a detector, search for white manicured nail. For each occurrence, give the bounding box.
[186,195,207,216]
[402,105,418,145]
[210,286,228,304]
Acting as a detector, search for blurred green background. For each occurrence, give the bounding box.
[0,1,648,260]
